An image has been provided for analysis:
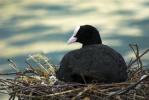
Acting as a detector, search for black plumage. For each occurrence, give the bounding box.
[56,25,128,83]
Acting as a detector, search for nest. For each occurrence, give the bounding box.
[0,44,149,100]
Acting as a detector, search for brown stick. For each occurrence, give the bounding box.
[128,49,149,68]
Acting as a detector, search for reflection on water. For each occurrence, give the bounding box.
[0,0,149,99]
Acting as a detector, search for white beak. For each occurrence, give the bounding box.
[67,26,80,44]
[67,36,77,44]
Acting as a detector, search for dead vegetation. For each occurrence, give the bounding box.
[0,44,149,100]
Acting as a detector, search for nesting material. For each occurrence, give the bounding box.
[0,44,149,100]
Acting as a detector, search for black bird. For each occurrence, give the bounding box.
[56,25,128,83]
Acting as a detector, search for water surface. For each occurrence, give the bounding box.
[0,0,149,99]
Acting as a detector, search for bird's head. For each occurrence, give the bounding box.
[67,25,102,47]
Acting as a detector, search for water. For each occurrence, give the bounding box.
[0,0,149,99]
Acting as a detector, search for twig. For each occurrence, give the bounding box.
[80,73,87,84]
[29,55,49,74]
[72,85,93,100]
[128,48,149,68]
[15,88,82,98]
[108,75,149,97]
[0,72,20,75]
[25,60,39,75]
[8,59,19,72]
[130,44,143,74]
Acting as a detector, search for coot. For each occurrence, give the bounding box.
[56,25,128,83]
